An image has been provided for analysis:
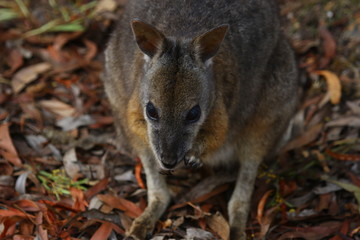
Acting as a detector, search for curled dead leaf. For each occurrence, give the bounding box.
[314,70,342,104]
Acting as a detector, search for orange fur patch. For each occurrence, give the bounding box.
[127,91,148,143]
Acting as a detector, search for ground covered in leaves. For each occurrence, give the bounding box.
[0,0,360,239]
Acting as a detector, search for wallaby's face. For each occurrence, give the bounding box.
[131,20,227,169]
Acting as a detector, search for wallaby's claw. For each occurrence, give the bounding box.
[184,154,203,169]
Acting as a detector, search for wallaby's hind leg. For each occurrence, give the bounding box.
[228,114,293,239]
[228,147,264,240]
[126,154,170,240]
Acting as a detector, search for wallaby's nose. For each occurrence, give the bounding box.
[160,153,178,169]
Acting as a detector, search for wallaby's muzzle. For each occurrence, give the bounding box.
[155,132,187,170]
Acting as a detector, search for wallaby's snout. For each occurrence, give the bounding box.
[152,126,189,169]
[159,138,181,169]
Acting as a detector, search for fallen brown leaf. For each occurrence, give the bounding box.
[206,211,229,240]
[83,39,97,62]
[278,221,342,240]
[282,123,324,152]
[329,219,350,240]
[326,116,360,128]
[319,23,337,69]
[97,194,143,219]
[4,48,24,77]
[11,63,51,94]
[170,184,230,211]
[38,99,76,118]
[0,123,23,166]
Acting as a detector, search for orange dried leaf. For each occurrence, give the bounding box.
[15,199,41,212]
[256,190,273,224]
[70,187,88,212]
[135,160,146,189]
[325,148,360,161]
[90,222,113,240]
[85,178,109,200]
[315,70,341,104]
[0,209,33,218]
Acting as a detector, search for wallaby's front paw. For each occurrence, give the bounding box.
[184,151,203,169]
[126,215,154,240]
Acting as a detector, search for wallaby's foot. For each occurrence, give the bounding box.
[126,214,156,240]
[229,226,246,240]
[228,210,247,239]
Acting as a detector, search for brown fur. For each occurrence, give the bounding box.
[198,98,229,159]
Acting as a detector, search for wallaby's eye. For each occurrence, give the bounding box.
[186,105,201,124]
[146,102,159,121]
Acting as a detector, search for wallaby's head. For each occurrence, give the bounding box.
[131,20,228,170]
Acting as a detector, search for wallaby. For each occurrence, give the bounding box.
[104,0,299,239]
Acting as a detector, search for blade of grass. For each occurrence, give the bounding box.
[15,0,29,17]
[79,1,97,13]
[0,1,16,7]
[0,8,20,22]
[50,22,85,32]
[48,0,57,8]
[59,6,71,21]
[23,19,61,37]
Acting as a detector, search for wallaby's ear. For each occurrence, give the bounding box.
[131,20,165,58]
[193,25,229,62]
